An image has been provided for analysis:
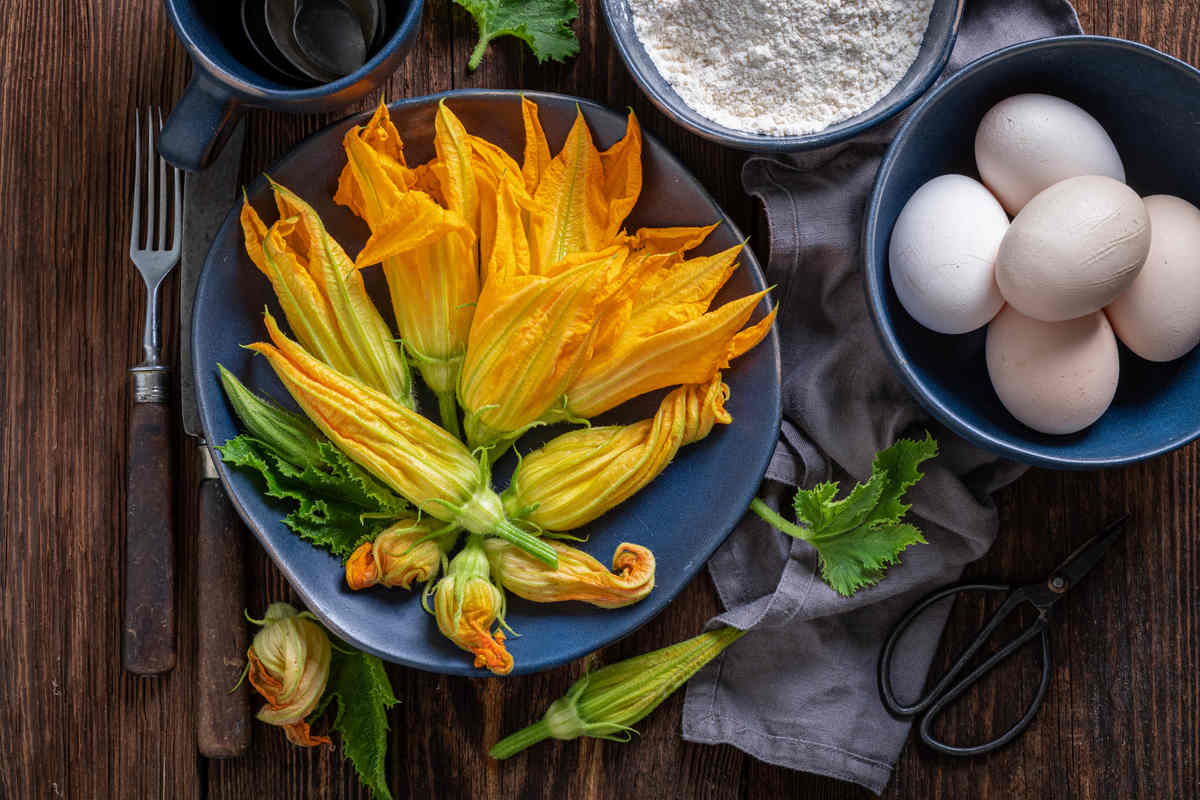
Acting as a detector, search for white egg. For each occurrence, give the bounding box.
[975,93,1125,214]
[1106,195,1200,361]
[986,306,1119,435]
[888,174,1008,334]
[994,175,1150,322]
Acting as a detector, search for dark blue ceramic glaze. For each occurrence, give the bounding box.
[193,91,782,675]
[160,0,423,170]
[599,0,963,152]
[864,36,1200,469]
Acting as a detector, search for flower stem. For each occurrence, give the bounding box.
[489,719,551,759]
[491,517,558,568]
[468,35,491,71]
[437,391,462,439]
[748,498,810,541]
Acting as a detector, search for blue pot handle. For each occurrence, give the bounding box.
[159,72,243,172]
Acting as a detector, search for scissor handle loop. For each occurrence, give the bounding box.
[879,583,1012,716]
[918,623,1051,756]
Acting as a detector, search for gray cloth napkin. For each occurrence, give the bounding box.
[680,1,1082,793]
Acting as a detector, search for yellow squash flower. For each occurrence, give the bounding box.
[248,310,558,566]
[345,518,459,590]
[240,182,413,408]
[483,539,655,609]
[247,603,332,747]
[505,375,732,532]
[336,101,479,434]
[345,523,457,591]
[563,243,777,419]
[458,244,633,451]
[432,534,513,675]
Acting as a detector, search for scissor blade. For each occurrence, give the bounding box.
[1050,513,1130,591]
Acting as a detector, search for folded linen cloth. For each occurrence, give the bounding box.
[680,0,1082,793]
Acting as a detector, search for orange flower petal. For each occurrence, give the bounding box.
[521,96,552,194]
[566,288,771,419]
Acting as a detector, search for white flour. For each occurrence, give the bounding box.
[628,0,934,136]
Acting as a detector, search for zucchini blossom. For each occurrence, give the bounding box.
[561,242,777,420]
[240,182,413,409]
[483,539,655,608]
[432,534,513,675]
[337,101,479,435]
[458,244,633,451]
[490,626,746,758]
[504,375,732,532]
[346,518,459,590]
[248,310,557,567]
[247,603,332,747]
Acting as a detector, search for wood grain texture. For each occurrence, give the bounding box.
[0,0,1197,798]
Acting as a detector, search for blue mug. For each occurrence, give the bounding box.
[161,0,424,171]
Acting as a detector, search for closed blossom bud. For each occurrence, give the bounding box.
[431,535,513,675]
[346,519,459,590]
[247,603,332,747]
[505,375,732,533]
[489,627,746,758]
[482,539,655,609]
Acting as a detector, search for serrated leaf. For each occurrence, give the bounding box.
[792,482,838,529]
[869,433,939,526]
[816,522,927,597]
[456,0,580,70]
[756,434,939,597]
[217,435,407,559]
[794,473,887,541]
[326,649,398,800]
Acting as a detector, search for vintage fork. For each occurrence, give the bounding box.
[123,108,181,675]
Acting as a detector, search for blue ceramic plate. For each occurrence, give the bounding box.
[864,36,1200,468]
[600,0,963,152]
[194,90,781,675]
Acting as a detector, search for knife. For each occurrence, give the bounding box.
[180,122,251,759]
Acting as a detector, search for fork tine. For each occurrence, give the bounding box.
[171,158,182,254]
[129,109,142,256]
[156,109,168,251]
[144,109,157,251]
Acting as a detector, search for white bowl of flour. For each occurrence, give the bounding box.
[601,0,963,150]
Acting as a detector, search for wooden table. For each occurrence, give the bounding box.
[3,0,1197,797]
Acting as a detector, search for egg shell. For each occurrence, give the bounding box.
[1105,195,1200,362]
[994,175,1150,322]
[975,93,1126,215]
[986,306,1119,435]
[888,174,1008,334]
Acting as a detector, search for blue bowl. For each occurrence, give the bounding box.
[600,0,963,152]
[864,35,1200,469]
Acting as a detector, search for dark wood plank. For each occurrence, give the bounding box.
[1,0,1198,798]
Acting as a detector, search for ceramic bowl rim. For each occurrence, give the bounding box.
[164,0,425,101]
[599,0,965,152]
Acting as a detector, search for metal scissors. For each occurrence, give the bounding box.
[877,514,1129,756]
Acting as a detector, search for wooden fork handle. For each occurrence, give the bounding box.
[123,393,177,675]
[196,475,251,758]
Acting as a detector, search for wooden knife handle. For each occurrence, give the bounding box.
[196,477,251,758]
[123,400,177,674]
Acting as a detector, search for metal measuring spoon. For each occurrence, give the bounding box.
[341,0,380,53]
[240,0,313,84]
[292,0,368,78]
[263,0,339,83]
